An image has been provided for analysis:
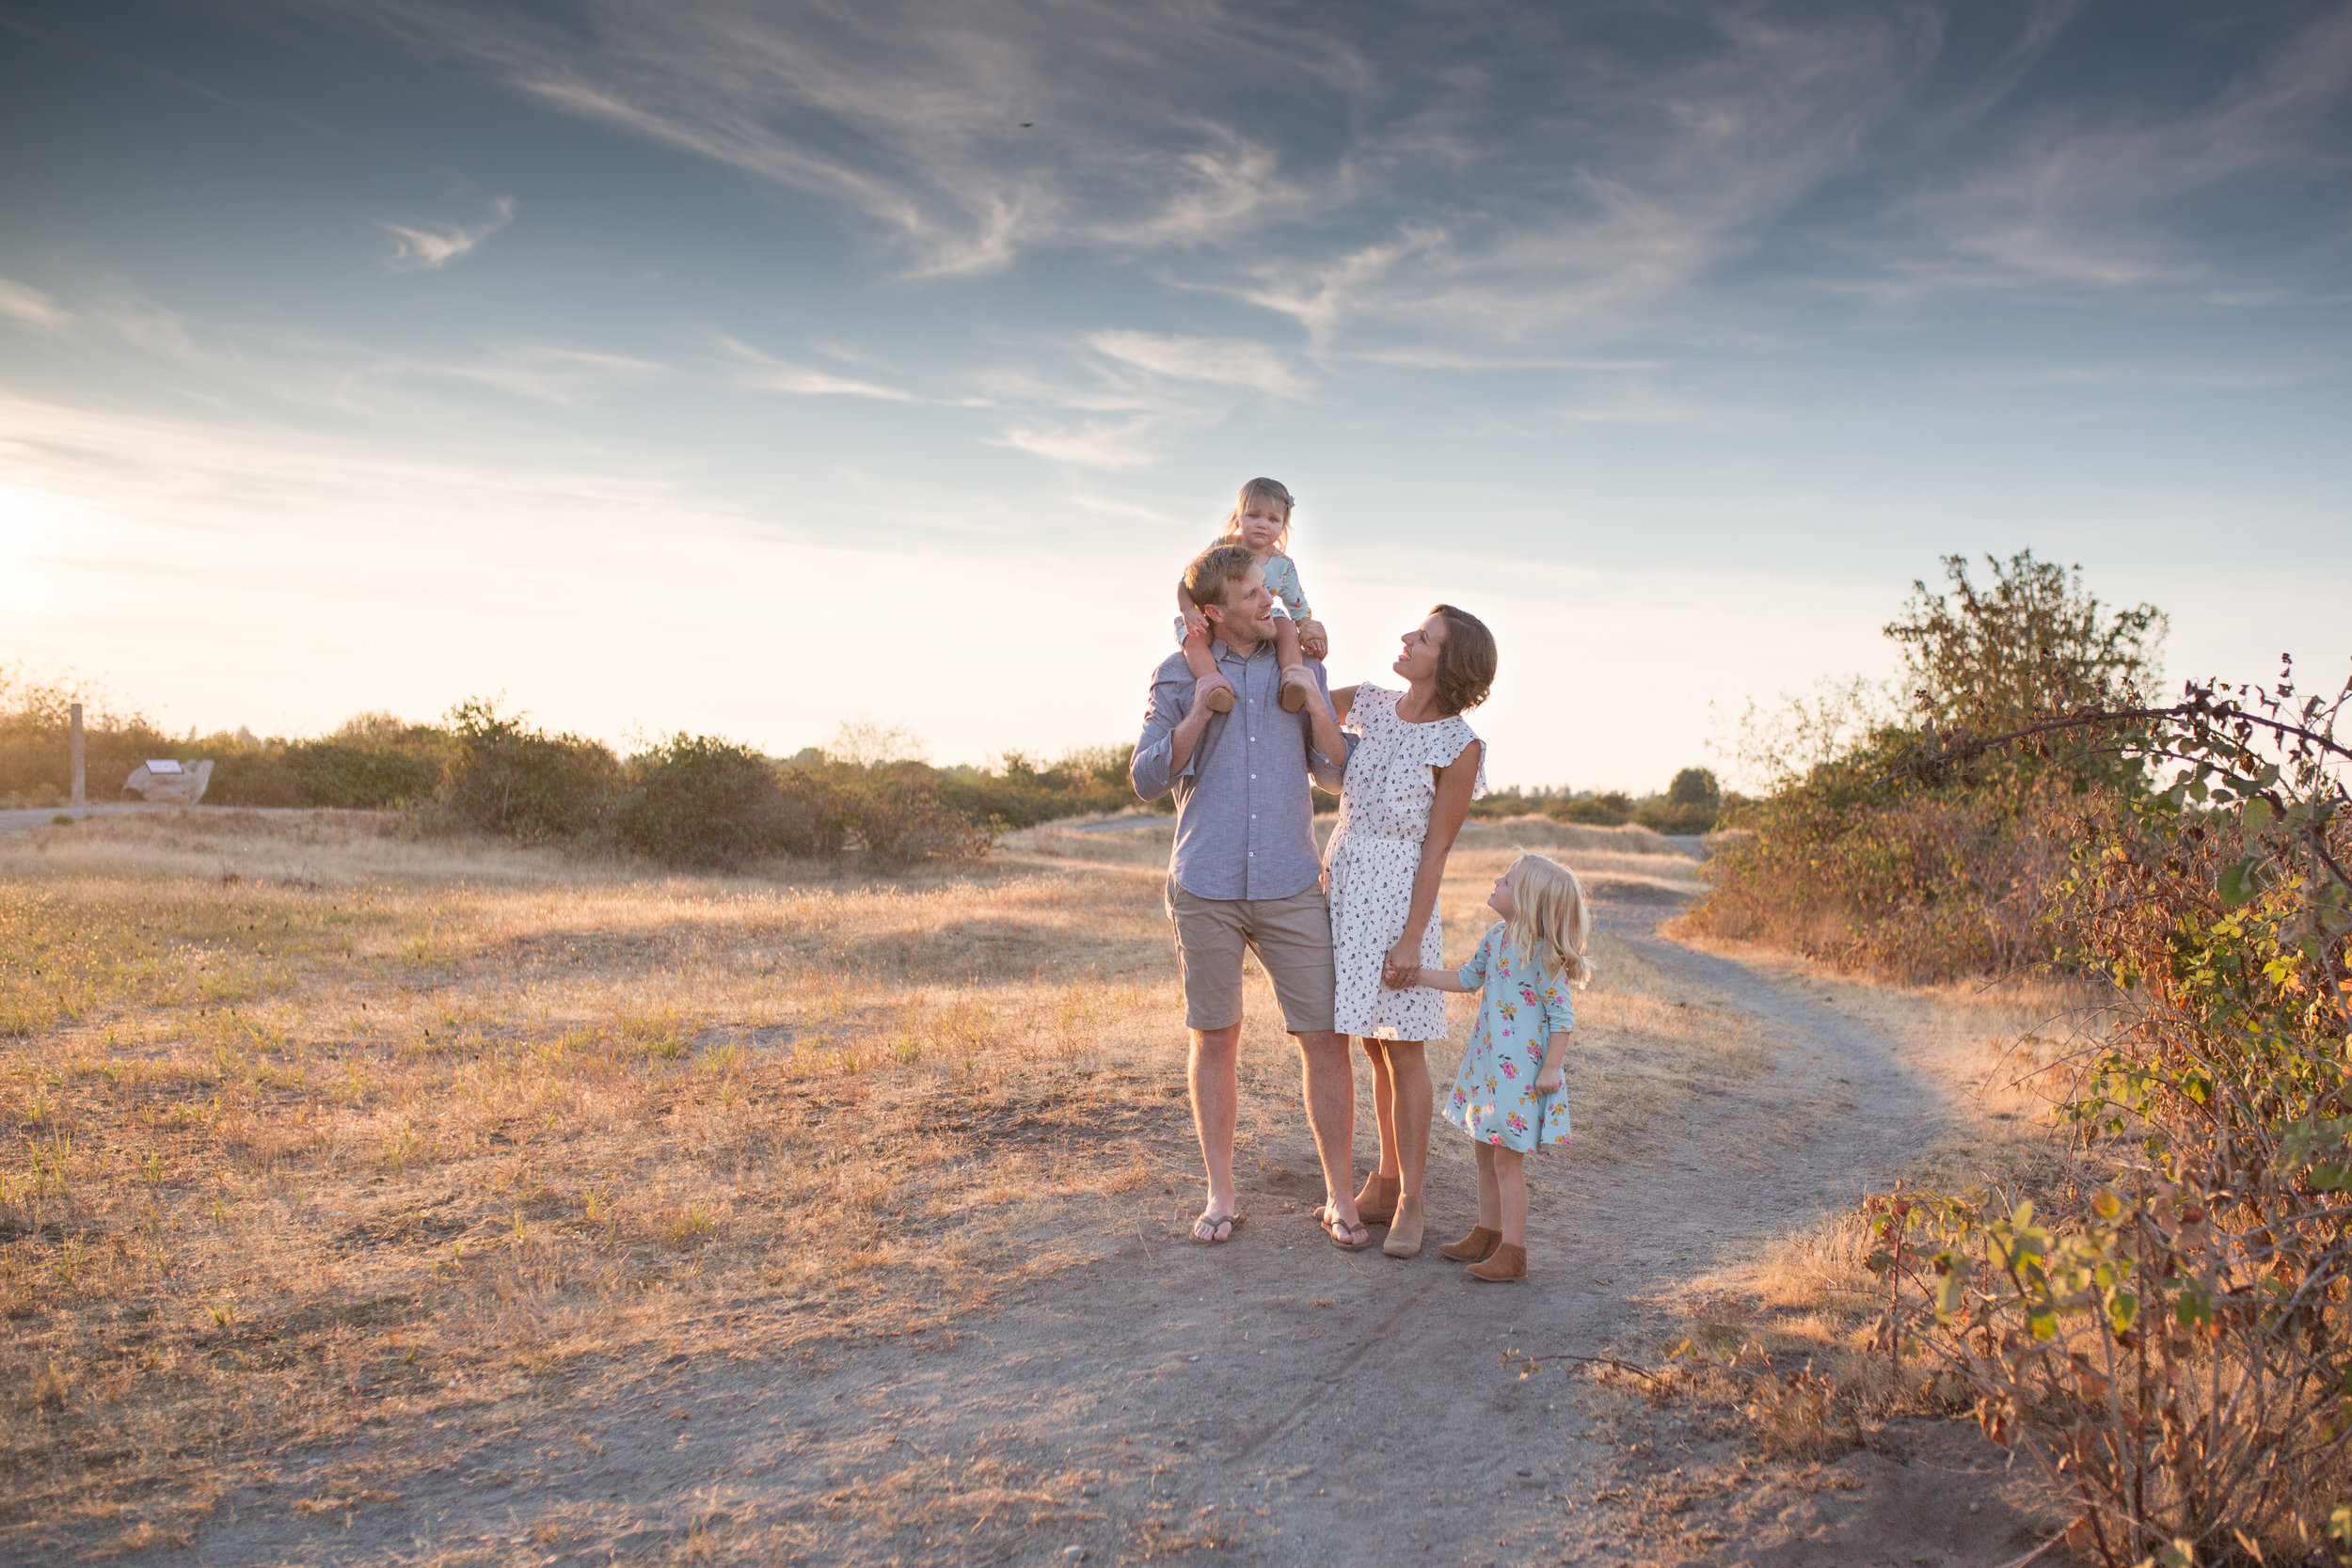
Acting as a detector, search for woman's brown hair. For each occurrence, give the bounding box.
[1429,603,1497,715]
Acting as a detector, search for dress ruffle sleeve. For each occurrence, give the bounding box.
[1413,715,1487,799]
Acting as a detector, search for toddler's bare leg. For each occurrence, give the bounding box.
[1184,628,1233,713]
[1275,618,1312,712]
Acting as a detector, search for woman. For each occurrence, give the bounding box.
[1320,604,1495,1256]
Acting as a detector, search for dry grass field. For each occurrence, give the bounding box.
[1,808,1768,1561]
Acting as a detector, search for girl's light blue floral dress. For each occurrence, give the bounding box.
[1441,923,1576,1153]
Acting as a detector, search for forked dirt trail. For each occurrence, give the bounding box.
[127,878,2049,1568]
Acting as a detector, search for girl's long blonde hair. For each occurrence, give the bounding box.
[1218,476,1295,555]
[1503,852,1596,990]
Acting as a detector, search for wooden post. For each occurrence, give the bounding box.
[69,702,85,805]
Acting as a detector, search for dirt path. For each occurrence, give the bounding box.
[126,895,2041,1567]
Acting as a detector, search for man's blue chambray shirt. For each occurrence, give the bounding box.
[1129,639,1349,901]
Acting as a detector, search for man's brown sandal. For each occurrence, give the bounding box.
[1438,1226,1501,1262]
[1319,1206,1373,1251]
[1353,1171,1400,1226]
[1467,1243,1527,1282]
[1191,1211,1244,1244]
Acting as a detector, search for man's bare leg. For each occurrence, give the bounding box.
[1189,1023,1242,1239]
[1295,1029,1361,1238]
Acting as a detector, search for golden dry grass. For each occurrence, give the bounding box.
[2,808,1747,1557]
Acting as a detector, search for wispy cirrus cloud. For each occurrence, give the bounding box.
[373,342,665,404]
[381,195,517,270]
[1842,6,2352,297]
[317,0,1332,277]
[301,0,1957,339]
[1085,332,1305,398]
[719,337,917,401]
[0,277,72,334]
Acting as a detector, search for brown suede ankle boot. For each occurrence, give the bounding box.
[1382,1193,1424,1259]
[1467,1243,1527,1282]
[1438,1225,1501,1262]
[1353,1171,1400,1226]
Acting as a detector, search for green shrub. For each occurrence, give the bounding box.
[933,747,1138,830]
[1867,668,2352,1560]
[1686,550,2166,981]
[838,764,988,863]
[207,737,448,809]
[616,734,848,868]
[0,665,175,806]
[1554,792,1633,827]
[433,699,620,845]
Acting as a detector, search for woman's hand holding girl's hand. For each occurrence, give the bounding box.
[1296,618,1328,659]
[1534,1065,1564,1094]
[1381,960,1418,990]
[1383,939,1422,988]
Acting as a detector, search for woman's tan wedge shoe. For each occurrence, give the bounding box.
[1438,1225,1501,1262]
[1467,1243,1527,1282]
[1382,1193,1424,1259]
[1353,1171,1400,1226]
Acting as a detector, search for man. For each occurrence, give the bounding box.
[1130,543,1371,1248]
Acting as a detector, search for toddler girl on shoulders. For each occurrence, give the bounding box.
[1174,477,1326,713]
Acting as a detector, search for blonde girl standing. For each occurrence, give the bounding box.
[1175,478,1325,713]
[1386,852,1593,1282]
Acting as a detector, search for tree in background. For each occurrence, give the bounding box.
[1691,549,2166,979]
[1887,551,2166,793]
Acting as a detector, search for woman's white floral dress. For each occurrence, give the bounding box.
[1442,923,1576,1152]
[1325,684,1485,1039]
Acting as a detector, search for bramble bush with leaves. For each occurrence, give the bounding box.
[1859,663,2352,1563]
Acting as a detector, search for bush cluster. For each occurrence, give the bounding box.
[428,705,993,867]
[1865,672,2352,1561]
[1684,551,2167,982]
[1467,768,1724,834]
[933,744,1140,830]
[0,667,176,809]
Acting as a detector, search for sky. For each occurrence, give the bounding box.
[2,0,2347,791]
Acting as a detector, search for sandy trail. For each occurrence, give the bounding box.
[131,894,2026,1568]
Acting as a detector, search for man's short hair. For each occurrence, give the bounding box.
[1184,543,1260,620]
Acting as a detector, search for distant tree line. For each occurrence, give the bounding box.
[1,670,1726,864]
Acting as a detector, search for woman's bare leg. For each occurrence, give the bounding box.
[1494,1147,1528,1247]
[1384,1040,1431,1200]
[1362,1039,1399,1179]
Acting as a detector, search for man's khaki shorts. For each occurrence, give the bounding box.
[1166,881,1337,1035]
